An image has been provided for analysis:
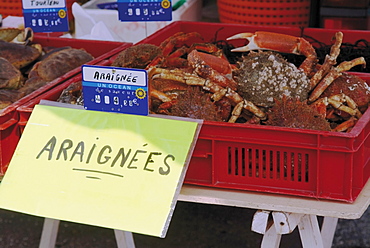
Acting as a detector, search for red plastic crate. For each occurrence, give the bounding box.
[134,22,370,202]
[132,21,303,46]
[303,27,370,45]
[16,22,370,202]
[0,38,131,176]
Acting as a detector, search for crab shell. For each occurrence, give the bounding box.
[321,73,370,112]
[0,89,21,109]
[19,48,94,97]
[0,57,24,89]
[112,44,162,69]
[0,28,23,42]
[0,40,42,69]
[28,48,94,81]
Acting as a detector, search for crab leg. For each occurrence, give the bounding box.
[149,67,266,121]
[311,93,362,119]
[310,32,343,88]
[227,31,318,75]
[150,89,172,103]
[187,50,237,90]
[309,57,366,102]
[332,117,357,132]
[150,67,228,101]
[228,100,265,123]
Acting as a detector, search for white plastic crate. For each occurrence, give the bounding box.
[73,0,203,43]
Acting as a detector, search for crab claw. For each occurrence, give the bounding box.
[0,27,34,45]
[0,27,22,42]
[227,31,318,76]
[226,32,263,52]
[227,31,307,54]
[19,27,34,45]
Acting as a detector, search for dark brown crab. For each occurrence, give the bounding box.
[19,48,94,97]
[0,39,42,70]
[0,47,94,109]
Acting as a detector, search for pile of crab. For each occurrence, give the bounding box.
[82,31,369,132]
[0,27,94,109]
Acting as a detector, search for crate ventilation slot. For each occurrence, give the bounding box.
[227,147,309,182]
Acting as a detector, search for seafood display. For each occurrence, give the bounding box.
[59,31,369,132]
[0,27,94,110]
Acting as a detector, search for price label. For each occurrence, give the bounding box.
[22,0,69,33]
[117,0,172,22]
[82,65,149,116]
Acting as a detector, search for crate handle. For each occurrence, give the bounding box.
[191,150,212,158]
[0,118,18,131]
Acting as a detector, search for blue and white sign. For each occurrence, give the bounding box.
[22,0,69,33]
[117,0,172,22]
[82,65,149,116]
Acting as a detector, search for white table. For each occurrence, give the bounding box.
[39,180,370,248]
[178,180,370,248]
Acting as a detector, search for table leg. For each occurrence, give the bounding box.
[39,218,60,248]
[114,229,136,248]
[252,210,338,248]
[260,222,281,248]
[298,214,324,248]
[321,216,338,248]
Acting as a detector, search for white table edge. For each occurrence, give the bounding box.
[178,180,370,220]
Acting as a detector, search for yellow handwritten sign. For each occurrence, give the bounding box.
[0,104,201,237]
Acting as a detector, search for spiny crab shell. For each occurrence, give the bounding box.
[234,51,311,108]
[321,73,370,112]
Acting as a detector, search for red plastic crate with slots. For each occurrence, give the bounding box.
[140,22,370,202]
[17,22,370,202]
[0,37,131,176]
